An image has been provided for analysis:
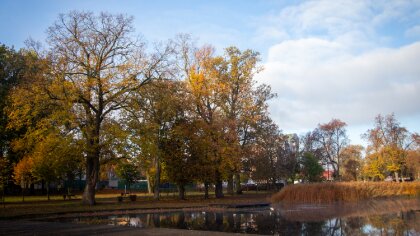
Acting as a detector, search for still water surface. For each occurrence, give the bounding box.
[58,198,420,235]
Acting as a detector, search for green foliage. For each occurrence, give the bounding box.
[301,152,324,182]
[115,161,141,191]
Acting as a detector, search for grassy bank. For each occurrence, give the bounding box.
[271,182,420,204]
[0,191,271,220]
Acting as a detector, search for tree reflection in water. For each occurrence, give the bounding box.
[67,198,419,235]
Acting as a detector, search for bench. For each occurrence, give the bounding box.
[63,194,76,200]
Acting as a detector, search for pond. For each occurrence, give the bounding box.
[52,198,420,235]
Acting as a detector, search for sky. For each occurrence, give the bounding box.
[1,0,419,145]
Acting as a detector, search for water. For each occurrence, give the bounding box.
[54,198,420,235]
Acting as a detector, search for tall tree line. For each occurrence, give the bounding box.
[0,12,274,205]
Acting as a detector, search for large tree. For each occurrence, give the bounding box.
[314,119,349,180]
[124,79,182,200]
[219,47,274,194]
[363,114,415,182]
[340,145,363,181]
[46,11,150,205]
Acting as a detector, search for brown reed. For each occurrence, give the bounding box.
[271,181,420,204]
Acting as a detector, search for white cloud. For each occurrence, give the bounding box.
[257,40,420,133]
[252,0,420,143]
[405,25,420,38]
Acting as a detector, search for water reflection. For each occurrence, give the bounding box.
[66,198,420,235]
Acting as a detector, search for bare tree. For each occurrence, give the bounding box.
[314,119,349,180]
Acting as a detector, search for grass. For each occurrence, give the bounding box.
[271,181,420,204]
[0,191,271,220]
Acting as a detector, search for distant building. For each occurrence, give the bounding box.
[323,170,334,181]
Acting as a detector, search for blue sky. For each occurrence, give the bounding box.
[1,0,420,145]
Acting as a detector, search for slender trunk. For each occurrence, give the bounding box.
[394,171,400,183]
[272,178,277,191]
[2,186,5,209]
[146,172,153,194]
[227,173,234,195]
[235,172,242,194]
[30,183,35,195]
[46,182,50,201]
[154,156,160,200]
[215,170,224,198]
[21,183,25,202]
[178,184,185,200]
[204,182,209,199]
[41,180,45,195]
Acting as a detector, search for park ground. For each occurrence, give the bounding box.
[0,190,271,220]
[0,191,271,235]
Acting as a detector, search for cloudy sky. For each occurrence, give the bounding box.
[1,0,419,145]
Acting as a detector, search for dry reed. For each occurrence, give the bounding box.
[271,181,420,204]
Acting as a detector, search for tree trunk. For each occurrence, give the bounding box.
[204,182,209,199]
[394,171,400,183]
[82,153,99,205]
[30,183,35,195]
[154,156,160,200]
[215,170,224,198]
[82,115,101,205]
[21,183,25,202]
[235,172,242,194]
[227,173,234,195]
[178,184,185,200]
[146,172,153,194]
[46,182,50,201]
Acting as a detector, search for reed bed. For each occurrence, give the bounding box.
[271,181,420,204]
[273,198,420,222]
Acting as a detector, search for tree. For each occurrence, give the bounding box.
[0,44,24,165]
[314,119,349,180]
[13,156,34,201]
[277,134,299,183]
[124,78,180,200]
[30,133,82,200]
[183,46,229,198]
[115,161,141,193]
[340,145,363,181]
[219,46,274,194]
[250,118,283,189]
[46,11,151,205]
[405,149,420,180]
[363,114,414,182]
[300,152,324,182]
[0,157,9,204]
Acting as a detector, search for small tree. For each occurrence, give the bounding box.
[13,156,34,201]
[0,158,9,205]
[300,153,324,182]
[115,161,141,193]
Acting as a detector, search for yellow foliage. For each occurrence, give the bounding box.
[13,156,34,186]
